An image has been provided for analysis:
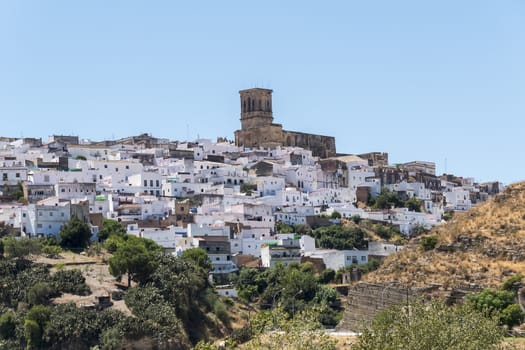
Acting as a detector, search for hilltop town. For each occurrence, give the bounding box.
[0,88,503,279]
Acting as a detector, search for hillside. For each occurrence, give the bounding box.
[364,182,525,290]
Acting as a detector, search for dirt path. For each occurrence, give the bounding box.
[33,251,132,316]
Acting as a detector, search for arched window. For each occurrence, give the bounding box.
[251,99,255,111]
[247,98,251,112]
[243,101,246,112]
[258,100,262,110]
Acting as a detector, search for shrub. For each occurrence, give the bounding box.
[442,212,454,221]
[52,269,91,296]
[213,301,230,327]
[3,237,41,259]
[318,269,335,284]
[501,304,525,329]
[420,235,438,251]
[355,299,503,350]
[27,282,55,305]
[330,211,341,219]
[41,245,62,259]
[230,324,253,344]
[0,311,16,339]
[57,216,92,250]
[24,319,42,349]
[100,327,122,350]
[501,274,523,292]
[350,215,361,224]
[26,305,51,330]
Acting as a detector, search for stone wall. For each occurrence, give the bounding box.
[336,282,477,332]
[336,282,415,332]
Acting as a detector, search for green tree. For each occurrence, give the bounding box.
[355,298,503,350]
[468,288,524,328]
[41,244,62,259]
[405,196,422,212]
[318,268,335,284]
[98,219,126,242]
[52,269,91,295]
[24,319,41,350]
[108,236,160,287]
[330,211,341,219]
[0,311,16,339]
[467,289,515,314]
[420,235,438,251]
[501,274,523,292]
[312,225,367,250]
[275,221,294,234]
[104,234,125,253]
[246,306,336,350]
[369,188,404,210]
[27,282,55,305]
[442,212,454,221]
[2,237,41,259]
[180,248,212,272]
[26,305,51,331]
[124,286,189,346]
[57,216,92,250]
[99,327,122,350]
[501,304,525,329]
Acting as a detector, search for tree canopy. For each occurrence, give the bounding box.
[2,237,41,259]
[311,225,367,250]
[236,263,342,327]
[97,218,126,241]
[57,216,92,250]
[108,235,162,287]
[180,247,212,272]
[355,298,503,350]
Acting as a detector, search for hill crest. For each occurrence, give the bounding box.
[364,182,525,290]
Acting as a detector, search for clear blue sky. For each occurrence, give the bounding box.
[1,1,523,184]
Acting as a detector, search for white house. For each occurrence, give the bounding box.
[305,249,369,271]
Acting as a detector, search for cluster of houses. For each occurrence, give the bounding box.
[0,133,503,279]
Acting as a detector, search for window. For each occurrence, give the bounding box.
[49,212,53,216]
[22,213,26,218]
[104,164,108,168]
[2,173,7,181]
[215,257,220,261]
[61,189,65,192]
[37,224,42,228]
[156,180,160,187]
[15,173,20,178]
[144,180,147,187]
[115,168,118,172]
[126,165,129,169]
[99,175,103,180]
[150,180,153,187]
[39,212,42,216]
[361,256,366,261]
[61,213,65,217]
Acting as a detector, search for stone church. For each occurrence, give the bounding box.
[234,88,336,158]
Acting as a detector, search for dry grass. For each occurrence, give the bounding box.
[365,182,525,289]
